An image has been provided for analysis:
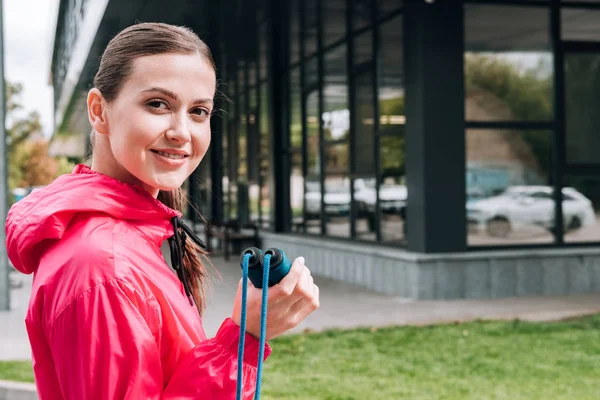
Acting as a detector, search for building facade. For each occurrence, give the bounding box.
[50,0,600,300]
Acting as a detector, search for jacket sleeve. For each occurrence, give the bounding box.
[48,278,270,400]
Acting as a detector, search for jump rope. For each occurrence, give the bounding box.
[237,247,293,400]
[168,218,292,400]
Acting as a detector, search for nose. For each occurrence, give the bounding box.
[165,113,191,143]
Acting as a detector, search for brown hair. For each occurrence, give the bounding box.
[92,22,215,314]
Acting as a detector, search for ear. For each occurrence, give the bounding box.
[87,88,110,135]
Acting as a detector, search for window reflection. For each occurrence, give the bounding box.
[304,0,318,58]
[324,45,349,141]
[562,8,600,42]
[324,177,351,238]
[353,0,372,31]
[304,179,322,234]
[290,0,300,64]
[466,129,554,245]
[324,0,346,47]
[564,52,600,164]
[564,176,600,243]
[464,4,552,122]
[306,90,320,177]
[379,176,406,243]
[291,150,304,232]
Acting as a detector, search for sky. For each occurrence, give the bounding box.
[4,0,59,137]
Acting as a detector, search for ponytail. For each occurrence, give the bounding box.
[158,188,211,315]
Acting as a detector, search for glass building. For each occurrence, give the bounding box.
[51,0,600,299]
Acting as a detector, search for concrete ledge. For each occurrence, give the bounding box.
[0,380,37,400]
[261,232,600,300]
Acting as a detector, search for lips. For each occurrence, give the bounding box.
[151,149,189,160]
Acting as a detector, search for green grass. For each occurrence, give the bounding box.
[261,314,600,399]
[2,315,600,399]
[0,361,33,383]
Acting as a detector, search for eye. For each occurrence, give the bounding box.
[146,99,169,110]
[190,107,211,118]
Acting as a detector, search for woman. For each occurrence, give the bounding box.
[5,22,319,399]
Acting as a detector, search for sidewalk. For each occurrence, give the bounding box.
[3,256,600,361]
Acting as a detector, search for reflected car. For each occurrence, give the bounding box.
[467,185,596,237]
[304,181,351,219]
[353,179,407,218]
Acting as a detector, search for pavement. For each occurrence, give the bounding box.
[3,256,600,362]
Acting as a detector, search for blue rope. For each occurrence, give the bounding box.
[236,253,251,400]
[236,253,271,400]
[254,253,271,400]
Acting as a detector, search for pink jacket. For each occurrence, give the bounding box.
[6,164,270,399]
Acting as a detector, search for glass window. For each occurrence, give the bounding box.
[304,178,322,234]
[291,150,304,232]
[354,69,376,175]
[380,135,404,175]
[354,176,378,240]
[290,0,301,64]
[464,5,552,122]
[353,0,372,31]
[259,23,269,80]
[379,14,405,131]
[324,45,349,141]
[324,176,351,238]
[306,90,321,180]
[259,82,271,228]
[562,8,600,42]
[379,0,403,18]
[290,68,302,149]
[324,0,346,48]
[304,0,319,58]
[379,175,407,243]
[305,56,319,88]
[466,129,554,246]
[563,175,600,243]
[354,30,373,66]
[325,143,348,174]
[564,52,600,164]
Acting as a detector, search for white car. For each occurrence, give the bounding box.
[353,179,407,217]
[467,186,596,237]
[304,182,351,219]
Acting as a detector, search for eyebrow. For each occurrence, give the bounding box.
[141,87,214,106]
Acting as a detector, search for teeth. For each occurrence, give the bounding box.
[156,151,185,159]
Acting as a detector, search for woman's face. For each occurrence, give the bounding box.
[100,53,216,195]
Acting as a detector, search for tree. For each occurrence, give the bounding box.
[6,82,43,155]
[6,81,76,197]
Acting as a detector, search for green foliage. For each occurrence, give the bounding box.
[6,80,76,197]
[465,55,553,178]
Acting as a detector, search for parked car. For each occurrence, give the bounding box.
[353,179,407,218]
[467,185,596,237]
[305,181,351,219]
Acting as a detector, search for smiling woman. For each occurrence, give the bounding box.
[5,22,320,400]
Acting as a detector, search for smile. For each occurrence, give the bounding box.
[151,150,188,160]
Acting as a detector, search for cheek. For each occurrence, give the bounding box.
[193,125,211,158]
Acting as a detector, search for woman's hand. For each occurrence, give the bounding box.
[231,257,320,341]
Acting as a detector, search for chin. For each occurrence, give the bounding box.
[145,173,189,193]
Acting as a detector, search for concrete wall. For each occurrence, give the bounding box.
[261,232,600,300]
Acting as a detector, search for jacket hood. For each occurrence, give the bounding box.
[6,164,180,275]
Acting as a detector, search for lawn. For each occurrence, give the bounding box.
[2,314,600,399]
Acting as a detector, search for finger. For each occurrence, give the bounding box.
[270,257,305,298]
[284,266,313,304]
[287,285,320,327]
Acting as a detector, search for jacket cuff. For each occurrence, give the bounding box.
[215,318,272,367]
